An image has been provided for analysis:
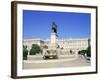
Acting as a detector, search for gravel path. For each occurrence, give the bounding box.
[23,55,90,69]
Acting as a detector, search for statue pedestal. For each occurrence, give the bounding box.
[49,44,57,50]
[50,33,57,44]
[49,33,57,50]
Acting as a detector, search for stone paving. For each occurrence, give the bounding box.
[23,55,90,69]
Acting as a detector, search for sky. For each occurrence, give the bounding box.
[23,10,91,40]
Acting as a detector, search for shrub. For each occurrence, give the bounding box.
[78,46,91,57]
[43,45,48,49]
[30,44,42,55]
[78,50,87,55]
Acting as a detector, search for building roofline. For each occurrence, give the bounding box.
[23,38,90,42]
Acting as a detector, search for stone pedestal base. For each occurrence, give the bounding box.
[49,43,57,50]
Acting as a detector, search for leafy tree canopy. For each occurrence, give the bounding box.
[78,46,91,57]
[30,44,42,55]
[23,45,28,60]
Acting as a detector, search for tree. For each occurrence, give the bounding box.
[23,45,28,60]
[86,46,91,57]
[30,44,42,55]
[78,46,91,57]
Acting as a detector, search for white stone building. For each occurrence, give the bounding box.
[23,38,90,52]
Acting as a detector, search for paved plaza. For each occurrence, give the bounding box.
[23,55,90,69]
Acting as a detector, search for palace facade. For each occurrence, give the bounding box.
[23,38,90,52]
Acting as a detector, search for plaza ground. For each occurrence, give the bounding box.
[23,55,90,69]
